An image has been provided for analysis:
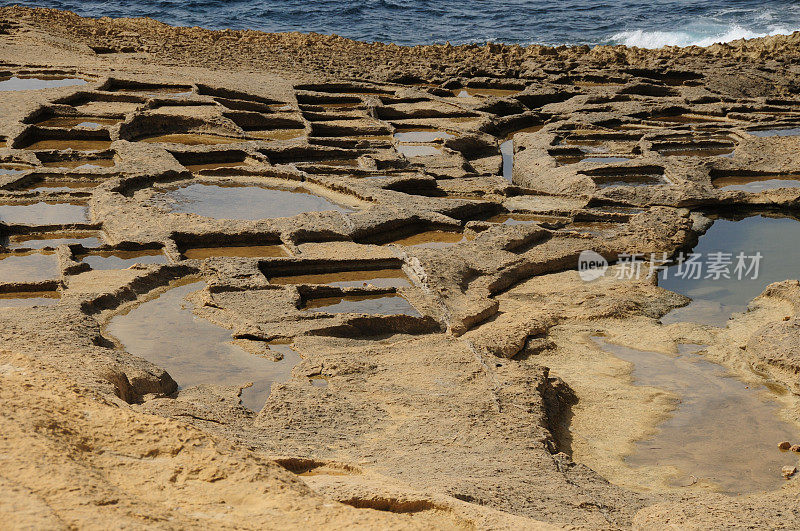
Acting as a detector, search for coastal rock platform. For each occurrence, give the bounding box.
[2,7,800,528]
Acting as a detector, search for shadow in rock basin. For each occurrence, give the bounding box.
[660,215,800,326]
[104,280,300,411]
[593,338,798,494]
[155,183,354,220]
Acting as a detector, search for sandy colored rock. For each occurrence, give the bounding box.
[1,6,800,529]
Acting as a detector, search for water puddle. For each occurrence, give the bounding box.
[661,147,735,157]
[75,102,141,115]
[0,252,59,282]
[592,174,666,187]
[653,114,727,124]
[749,127,800,137]
[584,156,633,165]
[246,128,306,140]
[268,268,410,288]
[23,139,112,151]
[0,291,60,307]
[0,201,89,225]
[182,244,288,259]
[36,116,121,128]
[660,214,800,326]
[6,231,102,249]
[156,183,354,220]
[387,230,467,248]
[41,158,115,169]
[500,126,544,181]
[304,293,420,316]
[0,76,86,91]
[393,129,454,142]
[26,180,100,193]
[593,337,798,494]
[136,133,243,145]
[0,163,32,176]
[454,87,519,98]
[713,174,800,192]
[104,280,299,411]
[396,144,443,157]
[80,249,167,270]
[487,213,562,226]
[183,161,247,173]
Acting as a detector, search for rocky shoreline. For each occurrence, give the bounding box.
[2,7,800,528]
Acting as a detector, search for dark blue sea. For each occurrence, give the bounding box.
[3,0,800,47]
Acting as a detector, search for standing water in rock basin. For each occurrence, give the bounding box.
[594,338,799,494]
[104,280,300,411]
[660,214,800,326]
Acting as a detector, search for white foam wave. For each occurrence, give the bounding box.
[611,24,800,49]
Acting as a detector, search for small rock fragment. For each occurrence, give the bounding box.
[791,445,800,453]
[779,441,792,451]
[782,465,796,479]
[783,316,791,321]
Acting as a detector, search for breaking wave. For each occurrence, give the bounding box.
[610,24,800,49]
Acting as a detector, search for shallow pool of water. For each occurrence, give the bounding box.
[158,183,354,220]
[0,76,86,91]
[393,129,454,142]
[659,147,735,157]
[304,293,420,316]
[0,163,33,176]
[182,161,248,173]
[388,230,467,248]
[396,144,443,157]
[454,87,519,98]
[6,231,103,249]
[660,214,800,326]
[137,133,244,145]
[0,291,60,307]
[182,244,288,259]
[500,126,543,182]
[41,158,115,170]
[0,201,89,225]
[36,116,122,129]
[594,337,798,494]
[488,213,559,226]
[81,249,167,270]
[269,268,410,288]
[246,128,306,140]
[713,174,800,192]
[0,252,60,282]
[105,280,300,411]
[26,180,101,193]
[23,138,113,151]
[749,127,800,137]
